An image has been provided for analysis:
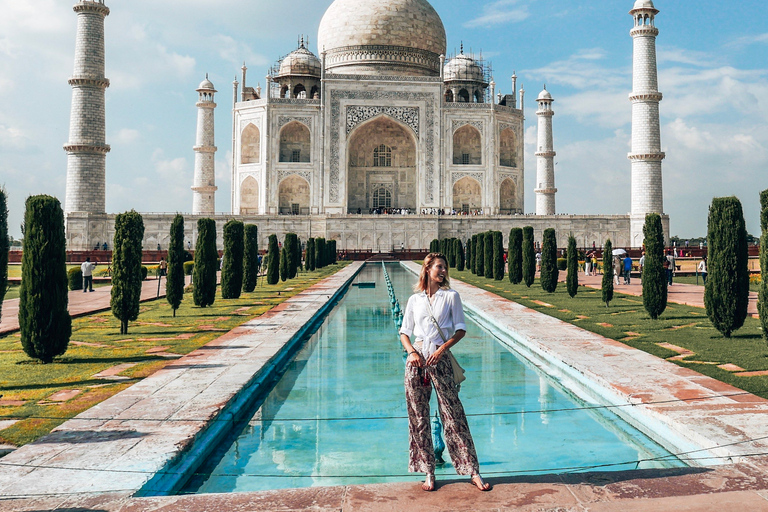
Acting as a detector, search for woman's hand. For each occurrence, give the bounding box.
[407,351,424,367]
[425,346,445,366]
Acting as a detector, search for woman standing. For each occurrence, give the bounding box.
[399,253,490,492]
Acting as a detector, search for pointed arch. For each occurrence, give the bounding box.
[279,121,311,163]
[458,89,470,102]
[452,176,482,212]
[278,174,310,214]
[445,89,454,103]
[240,175,259,214]
[453,124,482,165]
[499,127,517,167]
[499,178,517,213]
[241,123,260,164]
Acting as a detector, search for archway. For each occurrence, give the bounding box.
[458,89,470,102]
[278,175,310,214]
[241,123,260,164]
[293,83,306,98]
[445,89,454,103]
[499,127,516,167]
[453,125,482,165]
[347,116,417,212]
[240,176,259,214]
[452,176,482,212]
[279,121,311,162]
[499,178,516,213]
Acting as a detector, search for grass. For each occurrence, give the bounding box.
[0,262,349,446]
[451,268,768,399]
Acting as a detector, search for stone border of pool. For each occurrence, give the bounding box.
[0,261,364,500]
[3,261,768,511]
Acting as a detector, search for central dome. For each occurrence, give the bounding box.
[317,0,446,77]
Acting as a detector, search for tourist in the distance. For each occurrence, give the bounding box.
[698,256,707,284]
[623,254,632,285]
[81,257,98,292]
[399,253,490,492]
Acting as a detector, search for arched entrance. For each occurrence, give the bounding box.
[499,128,516,167]
[241,124,260,164]
[453,125,482,165]
[452,176,482,213]
[347,116,417,213]
[240,176,259,214]
[278,174,310,214]
[279,121,311,162]
[499,178,516,213]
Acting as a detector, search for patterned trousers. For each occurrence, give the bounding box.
[404,353,480,475]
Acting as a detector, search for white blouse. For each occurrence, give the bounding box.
[399,288,467,358]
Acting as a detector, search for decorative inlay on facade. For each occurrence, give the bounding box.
[269,98,320,105]
[240,119,262,131]
[326,74,443,83]
[278,170,312,183]
[451,120,483,134]
[324,45,441,75]
[499,172,518,186]
[629,92,663,102]
[346,106,419,135]
[329,89,436,204]
[451,172,484,185]
[239,172,259,183]
[278,116,313,129]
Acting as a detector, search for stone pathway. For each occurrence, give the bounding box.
[0,277,170,336]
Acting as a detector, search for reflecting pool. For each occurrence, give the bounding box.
[183,263,683,493]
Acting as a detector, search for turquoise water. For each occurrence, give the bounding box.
[183,263,683,493]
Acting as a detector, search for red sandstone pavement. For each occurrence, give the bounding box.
[573,272,759,317]
[0,276,170,335]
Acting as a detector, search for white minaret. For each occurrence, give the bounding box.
[629,0,665,245]
[192,75,218,215]
[64,0,110,215]
[535,86,556,215]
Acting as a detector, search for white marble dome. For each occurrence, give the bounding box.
[444,53,484,83]
[537,87,552,101]
[633,0,655,9]
[197,75,215,91]
[278,44,321,78]
[317,0,447,77]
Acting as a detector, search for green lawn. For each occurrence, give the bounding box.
[451,269,768,399]
[0,263,349,446]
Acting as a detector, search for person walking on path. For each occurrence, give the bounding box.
[585,251,592,276]
[639,251,645,283]
[666,250,676,285]
[623,254,633,285]
[159,258,167,277]
[81,257,98,292]
[399,253,490,493]
[613,255,622,285]
[698,256,707,285]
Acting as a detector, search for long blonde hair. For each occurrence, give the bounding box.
[414,253,451,292]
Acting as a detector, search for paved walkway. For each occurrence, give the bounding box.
[574,272,759,316]
[0,277,169,335]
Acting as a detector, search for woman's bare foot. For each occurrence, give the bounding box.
[471,473,491,491]
[422,472,435,491]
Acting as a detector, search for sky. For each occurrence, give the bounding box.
[0,0,766,241]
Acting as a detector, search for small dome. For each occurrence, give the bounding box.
[277,43,321,78]
[444,53,485,83]
[537,87,552,101]
[197,75,215,91]
[633,0,655,9]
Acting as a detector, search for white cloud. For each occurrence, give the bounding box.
[727,32,768,49]
[115,128,141,145]
[0,124,35,152]
[464,0,530,29]
[152,149,188,179]
[525,48,628,91]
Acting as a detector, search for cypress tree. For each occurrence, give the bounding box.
[306,237,315,271]
[285,233,298,279]
[447,239,456,267]
[18,195,71,363]
[242,224,259,293]
[454,238,465,271]
[166,214,185,316]
[484,232,494,278]
[705,196,749,338]
[602,239,614,306]
[430,239,439,253]
[316,237,326,268]
[279,245,288,282]
[328,239,337,264]
[493,231,504,280]
[465,236,473,273]
[476,232,485,277]
[295,236,303,273]
[566,235,578,298]
[508,228,523,284]
[522,226,535,287]
[221,220,244,299]
[540,228,558,293]
[111,210,145,334]
[760,189,768,340]
[642,213,667,319]
[192,218,218,307]
[266,234,279,284]
[440,238,448,258]
[0,188,7,322]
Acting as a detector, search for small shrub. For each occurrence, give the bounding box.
[141,266,148,280]
[557,258,567,271]
[183,261,194,275]
[68,267,83,291]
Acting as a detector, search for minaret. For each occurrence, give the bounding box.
[535,86,556,215]
[64,0,110,215]
[629,0,665,245]
[192,75,217,215]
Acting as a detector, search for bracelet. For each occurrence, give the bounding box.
[408,351,416,355]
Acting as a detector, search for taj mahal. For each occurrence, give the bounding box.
[63,0,669,251]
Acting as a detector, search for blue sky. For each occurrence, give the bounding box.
[1,0,766,240]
